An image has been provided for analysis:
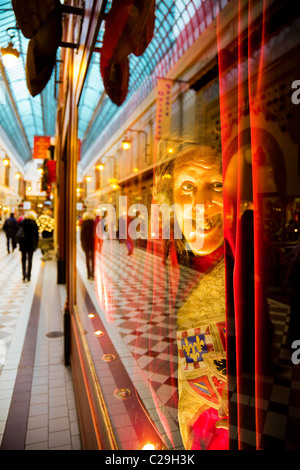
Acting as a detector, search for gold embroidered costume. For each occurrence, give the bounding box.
[176,258,227,449]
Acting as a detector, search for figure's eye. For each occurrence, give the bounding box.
[181,181,195,192]
[211,181,223,192]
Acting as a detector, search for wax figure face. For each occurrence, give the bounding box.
[173,145,223,256]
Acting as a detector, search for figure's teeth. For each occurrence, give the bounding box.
[196,219,213,231]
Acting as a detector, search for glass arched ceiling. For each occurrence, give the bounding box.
[0,0,228,167]
[0,0,57,164]
[78,0,228,167]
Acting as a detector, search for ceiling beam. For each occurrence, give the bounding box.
[0,58,32,160]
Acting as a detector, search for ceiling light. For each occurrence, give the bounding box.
[1,42,20,69]
[122,138,131,150]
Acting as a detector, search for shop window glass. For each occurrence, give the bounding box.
[75,0,300,451]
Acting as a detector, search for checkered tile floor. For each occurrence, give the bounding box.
[0,236,33,376]
[0,231,81,450]
[78,238,300,450]
[229,298,300,450]
[77,239,199,448]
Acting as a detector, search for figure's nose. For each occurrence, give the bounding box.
[192,188,214,211]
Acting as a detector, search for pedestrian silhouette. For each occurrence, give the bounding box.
[3,213,18,254]
[80,211,95,280]
[17,211,39,282]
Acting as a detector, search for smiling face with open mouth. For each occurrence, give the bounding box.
[173,145,223,256]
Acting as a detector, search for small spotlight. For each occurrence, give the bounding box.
[3,158,9,166]
[15,173,21,179]
[88,313,95,318]
[97,164,104,171]
[94,330,104,337]
[142,443,156,450]
[86,176,92,182]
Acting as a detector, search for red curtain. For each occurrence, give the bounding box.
[218,0,300,450]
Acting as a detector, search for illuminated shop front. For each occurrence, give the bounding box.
[23,0,300,450]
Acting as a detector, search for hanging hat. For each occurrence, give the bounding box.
[12,0,61,38]
[100,0,155,106]
[12,0,62,97]
[26,7,62,97]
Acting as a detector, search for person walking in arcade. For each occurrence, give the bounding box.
[3,213,18,254]
[17,211,39,282]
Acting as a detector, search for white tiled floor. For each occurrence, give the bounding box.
[0,232,81,450]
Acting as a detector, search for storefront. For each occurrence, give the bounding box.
[54,0,300,450]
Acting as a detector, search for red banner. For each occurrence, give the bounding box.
[47,160,56,183]
[33,136,51,159]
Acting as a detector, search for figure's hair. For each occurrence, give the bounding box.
[152,129,222,262]
[25,210,37,220]
[82,211,94,221]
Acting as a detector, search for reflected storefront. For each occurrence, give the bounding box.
[56,0,300,450]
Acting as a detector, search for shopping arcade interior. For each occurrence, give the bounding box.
[0,0,300,451]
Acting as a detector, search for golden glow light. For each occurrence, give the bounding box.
[142,444,156,450]
[36,214,55,233]
[27,186,32,191]
[94,330,104,337]
[122,139,131,150]
[1,42,20,69]
[97,163,104,171]
[86,176,92,182]
[15,173,21,179]
[3,158,9,166]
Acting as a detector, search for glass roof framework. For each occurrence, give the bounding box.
[0,0,57,163]
[0,0,228,168]
[79,0,228,166]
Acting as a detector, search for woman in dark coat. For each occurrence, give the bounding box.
[80,211,95,280]
[18,211,39,282]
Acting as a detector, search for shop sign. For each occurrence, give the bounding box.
[33,136,52,159]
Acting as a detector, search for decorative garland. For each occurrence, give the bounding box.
[36,214,55,233]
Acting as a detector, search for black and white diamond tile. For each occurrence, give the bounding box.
[77,238,198,449]
[78,236,300,449]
